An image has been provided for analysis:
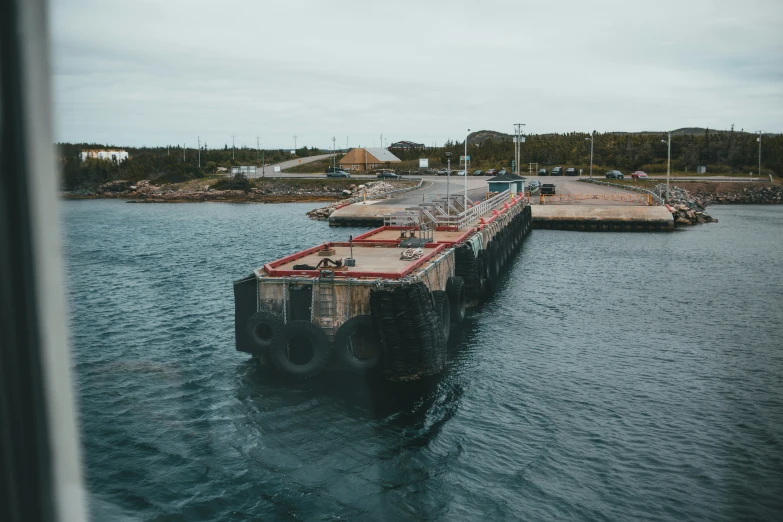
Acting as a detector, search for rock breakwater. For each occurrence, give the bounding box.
[652,184,718,226]
[306,181,402,220]
[61,179,406,204]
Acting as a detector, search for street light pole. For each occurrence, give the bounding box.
[198,136,201,168]
[661,132,671,201]
[585,132,594,179]
[464,129,470,209]
[445,152,452,207]
[758,131,762,177]
[332,137,336,171]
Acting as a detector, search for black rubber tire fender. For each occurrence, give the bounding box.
[446,276,466,324]
[245,310,284,351]
[269,320,331,378]
[475,257,486,298]
[333,315,381,371]
[431,290,451,344]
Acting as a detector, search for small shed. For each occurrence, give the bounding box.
[487,173,526,195]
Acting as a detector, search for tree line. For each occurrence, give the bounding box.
[57,143,323,189]
[58,129,781,189]
[393,129,782,175]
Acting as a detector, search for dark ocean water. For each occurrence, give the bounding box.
[62,200,783,521]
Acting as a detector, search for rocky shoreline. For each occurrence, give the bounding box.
[305,181,412,220]
[651,182,781,227]
[61,179,406,204]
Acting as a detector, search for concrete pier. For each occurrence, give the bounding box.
[531,205,674,231]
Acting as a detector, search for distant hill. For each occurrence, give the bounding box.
[467,130,512,145]
[469,127,754,143]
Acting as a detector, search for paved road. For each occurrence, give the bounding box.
[527,175,640,205]
[248,153,334,178]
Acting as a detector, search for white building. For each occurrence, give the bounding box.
[80,149,129,162]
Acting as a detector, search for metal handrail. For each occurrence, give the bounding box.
[432,189,512,229]
[578,179,665,205]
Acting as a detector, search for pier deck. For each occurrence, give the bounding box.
[531,205,673,231]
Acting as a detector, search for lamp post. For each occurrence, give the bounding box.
[757,131,762,178]
[585,131,594,179]
[332,137,336,171]
[445,151,452,207]
[464,129,470,209]
[661,132,671,201]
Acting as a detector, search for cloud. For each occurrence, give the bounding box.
[51,0,783,147]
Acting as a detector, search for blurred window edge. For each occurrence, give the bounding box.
[0,0,87,521]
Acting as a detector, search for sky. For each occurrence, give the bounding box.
[51,0,783,149]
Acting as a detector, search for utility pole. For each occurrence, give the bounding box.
[293,135,297,152]
[197,136,201,168]
[256,136,260,163]
[183,143,186,162]
[346,136,349,151]
[232,134,235,160]
[332,137,336,171]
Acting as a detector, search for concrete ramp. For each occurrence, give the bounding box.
[531,205,674,231]
[329,201,411,226]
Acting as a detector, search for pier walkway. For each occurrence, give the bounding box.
[330,174,674,231]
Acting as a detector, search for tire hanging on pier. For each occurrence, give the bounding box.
[478,249,494,297]
[432,290,451,344]
[333,315,381,371]
[370,282,447,379]
[269,320,331,379]
[446,276,466,326]
[245,310,284,352]
[454,244,481,301]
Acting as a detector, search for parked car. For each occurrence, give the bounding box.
[550,166,563,176]
[497,169,508,176]
[527,180,541,191]
[437,169,448,176]
[472,169,484,176]
[541,183,556,195]
[538,168,548,176]
[605,170,624,179]
[485,169,498,176]
[631,171,648,180]
[565,167,578,176]
[456,170,467,176]
[326,170,351,178]
[376,171,399,179]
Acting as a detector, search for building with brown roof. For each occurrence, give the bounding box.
[339,148,401,171]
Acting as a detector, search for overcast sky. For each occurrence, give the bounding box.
[51,0,783,149]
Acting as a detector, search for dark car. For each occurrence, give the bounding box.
[527,179,541,192]
[326,170,350,178]
[376,171,399,179]
[538,168,548,176]
[485,169,497,176]
[605,170,624,179]
[550,166,563,176]
[472,169,484,176]
[565,167,578,176]
[541,183,556,195]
